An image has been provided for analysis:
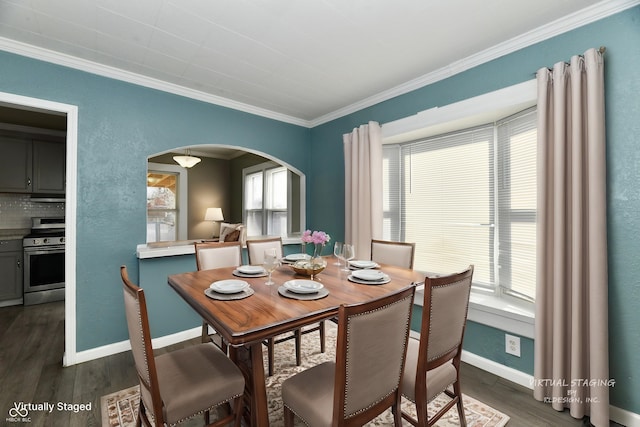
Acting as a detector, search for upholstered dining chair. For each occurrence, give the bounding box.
[194,241,243,352]
[195,241,242,271]
[371,239,416,269]
[120,266,245,427]
[246,237,284,264]
[282,285,416,427]
[401,265,474,427]
[246,237,326,376]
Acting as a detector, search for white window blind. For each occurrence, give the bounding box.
[496,110,537,300]
[383,108,536,301]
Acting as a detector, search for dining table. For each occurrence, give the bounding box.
[167,255,423,427]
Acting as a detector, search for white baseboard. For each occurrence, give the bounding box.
[461,350,534,389]
[461,350,639,427]
[72,327,201,364]
[610,405,640,427]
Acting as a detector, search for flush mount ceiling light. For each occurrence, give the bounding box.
[173,148,201,168]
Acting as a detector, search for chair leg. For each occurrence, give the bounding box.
[284,406,295,427]
[319,320,326,353]
[267,338,275,376]
[201,321,209,343]
[233,396,243,427]
[454,382,466,427]
[415,398,428,427]
[392,397,403,427]
[295,329,302,366]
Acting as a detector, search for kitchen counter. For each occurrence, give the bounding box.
[137,239,206,259]
[0,228,29,241]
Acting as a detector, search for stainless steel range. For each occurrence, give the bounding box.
[23,217,65,305]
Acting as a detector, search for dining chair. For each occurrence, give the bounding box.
[195,241,243,270]
[194,241,243,352]
[246,237,326,376]
[246,237,284,264]
[282,285,416,427]
[120,266,245,427]
[401,265,474,427]
[371,239,416,269]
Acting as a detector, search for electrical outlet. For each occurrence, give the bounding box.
[505,334,521,357]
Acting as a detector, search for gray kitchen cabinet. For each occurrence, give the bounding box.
[0,240,23,303]
[33,139,66,194]
[0,135,33,193]
[0,134,65,194]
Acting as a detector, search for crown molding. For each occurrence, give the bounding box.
[0,36,311,128]
[309,0,640,127]
[1,0,637,129]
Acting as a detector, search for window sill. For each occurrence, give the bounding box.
[136,236,303,259]
[413,286,535,339]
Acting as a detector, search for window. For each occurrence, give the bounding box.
[383,108,537,302]
[147,163,187,242]
[244,162,289,237]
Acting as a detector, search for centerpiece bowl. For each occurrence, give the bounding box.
[291,258,327,277]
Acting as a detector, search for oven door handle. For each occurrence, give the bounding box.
[24,245,65,253]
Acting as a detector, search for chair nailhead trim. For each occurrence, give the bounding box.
[168,393,243,427]
[134,301,151,385]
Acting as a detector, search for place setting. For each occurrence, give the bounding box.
[204,279,255,300]
[348,259,380,270]
[233,264,268,278]
[278,279,329,300]
[348,268,390,285]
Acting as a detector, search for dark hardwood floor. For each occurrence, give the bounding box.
[0,301,612,426]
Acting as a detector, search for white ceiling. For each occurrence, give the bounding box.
[0,0,634,127]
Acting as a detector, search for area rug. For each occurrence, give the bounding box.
[101,323,509,426]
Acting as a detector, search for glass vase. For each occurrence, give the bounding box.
[309,243,327,280]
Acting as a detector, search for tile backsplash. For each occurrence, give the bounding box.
[0,194,65,229]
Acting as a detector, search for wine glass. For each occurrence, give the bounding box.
[341,244,355,271]
[263,248,280,286]
[333,241,344,267]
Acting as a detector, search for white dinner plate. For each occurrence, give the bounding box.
[349,260,378,269]
[284,253,311,262]
[210,279,249,294]
[348,275,391,285]
[237,265,266,275]
[283,279,323,294]
[351,269,386,281]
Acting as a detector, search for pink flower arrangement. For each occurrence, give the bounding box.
[301,229,331,245]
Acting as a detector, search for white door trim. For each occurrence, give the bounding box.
[0,91,78,366]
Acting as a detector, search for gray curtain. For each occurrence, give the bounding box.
[534,48,609,426]
[343,121,383,259]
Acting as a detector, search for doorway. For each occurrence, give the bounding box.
[0,91,78,366]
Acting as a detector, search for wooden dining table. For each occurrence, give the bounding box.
[167,256,423,427]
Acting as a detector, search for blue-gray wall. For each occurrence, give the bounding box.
[0,5,638,415]
[0,50,310,351]
[308,7,640,416]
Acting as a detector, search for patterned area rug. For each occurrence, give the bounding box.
[101,323,510,426]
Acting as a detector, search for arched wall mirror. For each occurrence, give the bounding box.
[147,145,304,243]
